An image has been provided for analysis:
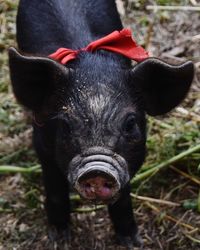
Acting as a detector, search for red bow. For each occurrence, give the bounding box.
[49,29,149,64]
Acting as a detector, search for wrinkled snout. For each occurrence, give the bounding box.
[68,147,129,202]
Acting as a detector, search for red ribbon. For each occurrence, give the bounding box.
[49,29,149,64]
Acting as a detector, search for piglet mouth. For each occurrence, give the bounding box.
[68,147,129,203]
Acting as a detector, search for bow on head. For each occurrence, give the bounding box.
[49,29,149,64]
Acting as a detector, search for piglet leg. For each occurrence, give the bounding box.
[108,184,142,249]
[42,162,70,247]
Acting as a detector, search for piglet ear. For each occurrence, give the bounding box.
[9,47,69,111]
[131,58,194,116]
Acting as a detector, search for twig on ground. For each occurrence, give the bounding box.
[171,210,191,230]
[162,53,186,62]
[164,181,189,200]
[195,62,200,68]
[192,34,200,41]
[0,208,12,213]
[184,233,200,244]
[189,0,198,6]
[144,22,153,50]
[170,166,200,185]
[130,193,180,207]
[72,205,105,213]
[70,194,81,201]
[145,202,199,232]
[146,5,200,12]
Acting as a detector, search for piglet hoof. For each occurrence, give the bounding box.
[132,232,143,248]
[48,226,70,250]
[116,232,143,250]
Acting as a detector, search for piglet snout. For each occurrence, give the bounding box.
[82,176,114,200]
[76,169,120,201]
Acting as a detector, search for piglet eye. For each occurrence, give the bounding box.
[122,115,136,136]
[122,114,141,142]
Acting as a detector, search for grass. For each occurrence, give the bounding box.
[0,0,200,249]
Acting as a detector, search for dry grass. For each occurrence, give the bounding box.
[0,0,200,249]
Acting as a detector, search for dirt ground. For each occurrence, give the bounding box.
[0,0,200,249]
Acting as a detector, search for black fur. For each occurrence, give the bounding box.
[16,0,123,53]
[9,0,194,247]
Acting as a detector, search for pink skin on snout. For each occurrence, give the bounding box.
[80,176,114,200]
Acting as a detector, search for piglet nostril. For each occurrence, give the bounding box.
[104,182,113,189]
[78,173,119,201]
[85,183,91,188]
